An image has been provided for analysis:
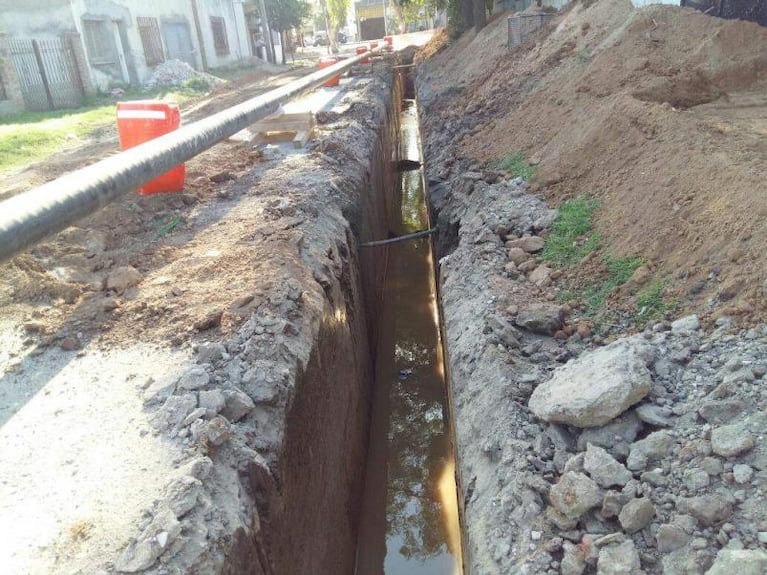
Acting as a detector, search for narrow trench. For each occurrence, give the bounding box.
[354,68,464,575]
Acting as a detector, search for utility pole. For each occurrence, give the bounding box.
[258,0,276,63]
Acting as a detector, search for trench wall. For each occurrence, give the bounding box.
[221,68,403,574]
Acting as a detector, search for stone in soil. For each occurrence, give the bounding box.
[583,443,632,488]
[515,302,564,335]
[529,337,653,427]
[549,471,602,520]
[676,494,733,527]
[106,265,143,293]
[710,421,754,457]
[507,235,545,253]
[177,366,210,391]
[626,430,675,471]
[705,549,767,574]
[618,497,655,533]
[597,539,641,574]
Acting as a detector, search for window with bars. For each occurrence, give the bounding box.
[138,16,165,66]
[210,16,229,56]
[82,18,116,65]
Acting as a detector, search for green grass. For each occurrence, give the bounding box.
[496,152,536,180]
[0,86,209,173]
[635,281,676,326]
[542,196,601,267]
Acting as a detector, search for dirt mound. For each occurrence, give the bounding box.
[423,0,767,325]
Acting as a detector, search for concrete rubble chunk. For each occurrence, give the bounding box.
[529,265,553,286]
[115,508,181,573]
[676,494,733,527]
[153,393,197,430]
[656,523,691,552]
[711,422,754,458]
[515,302,564,335]
[164,475,202,518]
[549,471,603,520]
[618,498,655,533]
[529,338,653,427]
[222,388,255,422]
[584,443,633,488]
[199,389,226,417]
[635,403,674,427]
[698,399,746,425]
[626,430,675,471]
[508,246,528,265]
[705,549,767,575]
[205,415,231,446]
[177,365,210,391]
[597,540,642,574]
[562,540,587,575]
[196,342,227,364]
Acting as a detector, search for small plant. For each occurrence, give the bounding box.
[635,281,675,325]
[542,196,601,267]
[181,76,213,93]
[497,152,536,180]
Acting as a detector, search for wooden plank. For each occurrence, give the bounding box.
[292,131,309,149]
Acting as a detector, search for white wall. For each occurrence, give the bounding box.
[194,0,252,68]
[0,0,77,39]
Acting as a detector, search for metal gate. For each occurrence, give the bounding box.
[8,37,84,112]
[162,22,196,68]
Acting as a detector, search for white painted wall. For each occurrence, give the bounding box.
[0,0,77,39]
[194,0,252,68]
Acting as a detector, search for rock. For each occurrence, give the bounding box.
[546,505,578,530]
[164,476,202,518]
[518,259,538,273]
[181,407,206,427]
[601,490,623,518]
[508,247,528,265]
[194,310,223,331]
[682,468,710,491]
[550,471,603,520]
[222,388,255,422]
[635,403,674,427]
[584,443,633,488]
[699,456,724,476]
[199,389,225,417]
[508,235,545,253]
[677,495,733,527]
[115,508,180,572]
[626,430,675,471]
[618,498,655,533]
[562,540,587,575]
[577,412,642,458]
[529,339,653,427]
[656,524,691,552]
[732,464,754,484]
[515,303,564,335]
[205,415,231,446]
[153,394,197,430]
[529,265,553,286]
[711,423,754,457]
[177,366,210,391]
[662,546,703,574]
[706,549,767,574]
[106,266,143,293]
[197,343,226,364]
[597,540,641,574]
[698,399,747,425]
[671,315,700,334]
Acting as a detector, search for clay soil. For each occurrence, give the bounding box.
[419,0,767,326]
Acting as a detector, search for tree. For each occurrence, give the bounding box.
[393,0,447,32]
[323,0,349,53]
[265,0,311,63]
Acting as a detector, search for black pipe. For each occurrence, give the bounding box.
[358,228,435,247]
[0,47,385,264]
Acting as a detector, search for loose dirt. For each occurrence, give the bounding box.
[419,0,767,326]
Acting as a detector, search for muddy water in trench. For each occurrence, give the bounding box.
[354,100,463,575]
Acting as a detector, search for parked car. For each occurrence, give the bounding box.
[312,31,329,46]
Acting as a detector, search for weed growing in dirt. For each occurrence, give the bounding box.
[497,152,536,180]
[542,196,601,267]
[635,281,676,325]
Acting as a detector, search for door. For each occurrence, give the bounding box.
[162,21,196,68]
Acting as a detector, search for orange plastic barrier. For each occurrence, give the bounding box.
[355,45,370,64]
[370,41,379,50]
[384,35,393,46]
[116,101,185,195]
[318,56,340,87]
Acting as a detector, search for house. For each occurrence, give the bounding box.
[0,0,273,113]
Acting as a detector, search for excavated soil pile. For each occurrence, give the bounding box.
[419,0,767,326]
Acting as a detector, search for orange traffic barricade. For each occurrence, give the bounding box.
[355,45,370,64]
[318,56,340,87]
[116,101,185,195]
